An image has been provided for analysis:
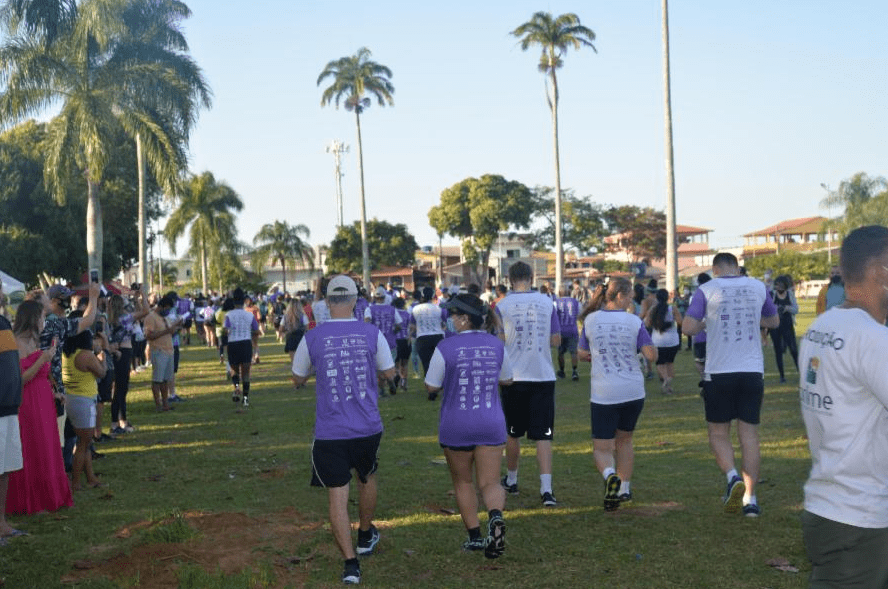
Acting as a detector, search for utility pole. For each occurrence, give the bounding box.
[820,183,833,265]
[326,140,349,228]
[662,0,678,294]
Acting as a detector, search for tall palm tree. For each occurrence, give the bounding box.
[0,0,194,281]
[0,0,76,45]
[318,46,394,288]
[662,0,678,293]
[512,12,595,292]
[164,171,243,294]
[252,221,314,294]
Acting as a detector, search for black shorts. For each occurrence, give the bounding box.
[702,372,764,424]
[284,329,304,353]
[656,344,680,365]
[693,342,706,363]
[395,339,411,362]
[227,340,252,366]
[183,318,193,329]
[310,432,382,488]
[558,334,578,355]
[500,381,555,440]
[591,399,645,439]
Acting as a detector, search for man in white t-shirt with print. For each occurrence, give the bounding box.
[798,226,888,588]
[682,252,779,517]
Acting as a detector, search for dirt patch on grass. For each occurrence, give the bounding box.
[61,507,330,588]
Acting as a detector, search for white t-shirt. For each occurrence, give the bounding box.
[224,308,258,343]
[799,307,888,529]
[412,302,445,338]
[312,300,332,326]
[495,291,560,382]
[685,275,777,376]
[580,310,653,405]
[650,307,680,348]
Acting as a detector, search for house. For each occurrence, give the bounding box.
[604,224,716,278]
[743,216,837,258]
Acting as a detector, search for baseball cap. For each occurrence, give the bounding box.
[441,293,486,317]
[48,284,73,300]
[374,286,387,298]
[327,275,358,296]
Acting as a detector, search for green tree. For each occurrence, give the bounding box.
[252,221,314,293]
[0,0,201,281]
[327,219,418,277]
[529,186,608,255]
[164,171,243,294]
[318,47,394,289]
[820,172,888,236]
[0,0,76,44]
[429,175,534,285]
[603,205,667,263]
[744,250,829,283]
[512,11,596,292]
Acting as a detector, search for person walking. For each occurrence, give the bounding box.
[291,275,395,585]
[768,275,799,383]
[224,289,260,407]
[644,289,682,395]
[554,289,581,381]
[682,253,779,517]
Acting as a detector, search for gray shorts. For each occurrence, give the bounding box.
[0,415,22,475]
[65,394,97,430]
[151,349,175,383]
[801,510,888,588]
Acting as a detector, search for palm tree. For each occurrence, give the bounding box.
[0,0,76,45]
[252,221,314,294]
[318,46,394,288]
[512,12,595,292]
[662,0,678,294]
[820,172,888,237]
[0,0,195,281]
[164,171,243,294]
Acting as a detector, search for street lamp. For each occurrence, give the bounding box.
[820,183,832,265]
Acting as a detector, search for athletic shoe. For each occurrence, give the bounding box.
[556,370,566,379]
[604,473,622,511]
[342,560,361,584]
[123,424,135,433]
[500,476,519,495]
[484,515,506,559]
[618,491,633,503]
[110,426,127,435]
[541,491,558,507]
[388,380,397,395]
[427,391,438,401]
[232,390,241,403]
[779,376,786,384]
[571,370,579,381]
[723,476,745,514]
[242,396,249,408]
[742,503,761,518]
[94,433,115,442]
[462,537,486,551]
[356,525,380,556]
[168,394,184,402]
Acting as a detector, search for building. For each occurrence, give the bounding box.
[743,216,837,258]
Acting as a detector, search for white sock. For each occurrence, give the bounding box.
[726,469,739,483]
[540,474,552,495]
[620,480,631,494]
[743,494,757,506]
[603,467,616,480]
[506,469,518,486]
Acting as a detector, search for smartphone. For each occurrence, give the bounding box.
[90,268,99,283]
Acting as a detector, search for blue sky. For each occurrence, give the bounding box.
[165,0,887,257]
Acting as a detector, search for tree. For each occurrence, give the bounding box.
[512,11,596,292]
[318,47,394,289]
[252,220,314,293]
[603,205,667,263]
[0,0,198,281]
[744,250,830,283]
[820,172,888,237]
[528,186,608,255]
[164,171,243,294]
[429,175,534,285]
[0,0,76,45]
[327,219,418,277]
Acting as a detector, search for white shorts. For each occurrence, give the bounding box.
[151,349,175,383]
[65,394,97,430]
[0,415,23,475]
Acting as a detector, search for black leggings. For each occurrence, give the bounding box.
[112,348,133,422]
[769,321,798,379]
[415,334,444,376]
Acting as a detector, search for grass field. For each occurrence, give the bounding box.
[2,302,816,588]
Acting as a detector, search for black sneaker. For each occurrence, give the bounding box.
[342,560,361,584]
[500,476,518,495]
[556,370,566,379]
[618,491,633,503]
[484,515,506,559]
[742,503,761,518]
[356,525,380,556]
[427,391,438,401]
[232,389,241,403]
[604,473,622,511]
[541,491,557,507]
[571,370,579,381]
[723,476,745,514]
[462,537,486,552]
[388,379,396,395]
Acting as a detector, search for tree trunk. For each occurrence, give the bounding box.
[86,179,103,282]
[550,69,564,294]
[281,257,288,294]
[355,110,371,288]
[200,243,208,295]
[662,0,678,294]
[137,134,147,289]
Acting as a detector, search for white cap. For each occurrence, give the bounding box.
[375,286,387,298]
[327,275,358,296]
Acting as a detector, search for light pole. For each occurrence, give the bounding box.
[326,140,349,228]
[820,183,832,265]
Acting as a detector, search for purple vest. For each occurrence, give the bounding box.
[368,304,397,349]
[435,332,507,447]
[555,297,580,337]
[353,297,370,321]
[304,320,384,440]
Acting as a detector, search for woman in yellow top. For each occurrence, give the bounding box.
[215,297,233,365]
[62,315,106,490]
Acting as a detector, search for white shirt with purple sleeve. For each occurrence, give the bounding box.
[685,275,777,376]
[494,291,560,382]
[224,308,259,343]
[425,331,512,447]
[292,319,394,440]
[579,310,652,404]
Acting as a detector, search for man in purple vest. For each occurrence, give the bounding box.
[555,289,581,381]
[364,286,402,395]
[291,275,395,585]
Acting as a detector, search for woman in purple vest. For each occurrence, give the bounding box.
[425,294,513,559]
